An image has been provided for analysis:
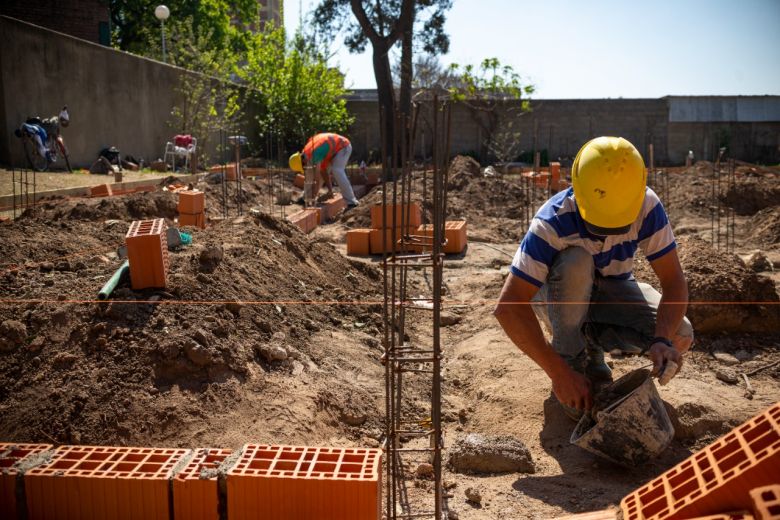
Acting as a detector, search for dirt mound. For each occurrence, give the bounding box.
[26,191,179,222]
[447,155,481,190]
[721,179,780,215]
[0,207,386,446]
[634,235,780,334]
[746,206,780,247]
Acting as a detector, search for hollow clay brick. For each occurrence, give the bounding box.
[25,445,190,520]
[126,218,169,289]
[0,443,53,519]
[370,203,422,229]
[621,403,780,520]
[173,448,233,520]
[750,484,780,520]
[346,229,372,256]
[226,444,381,520]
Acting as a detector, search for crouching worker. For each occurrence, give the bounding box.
[494,137,693,420]
[289,132,359,208]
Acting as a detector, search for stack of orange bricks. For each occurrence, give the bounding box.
[346,203,467,256]
[178,190,206,229]
[0,443,382,520]
[345,202,422,256]
[126,218,169,290]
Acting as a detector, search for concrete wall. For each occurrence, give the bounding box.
[345,93,780,165]
[0,16,257,169]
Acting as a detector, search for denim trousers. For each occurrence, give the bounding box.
[531,247,694,365]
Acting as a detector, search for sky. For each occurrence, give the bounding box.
[283,0,780,99]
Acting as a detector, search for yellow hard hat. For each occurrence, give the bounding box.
[289,152,303,173]
[572,136,646,235]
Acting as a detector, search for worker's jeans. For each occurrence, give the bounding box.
[531,247,694,367]
[329,144,358,205]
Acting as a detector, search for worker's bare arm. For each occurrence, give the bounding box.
[494,273,592,410]
[648,248,690,375]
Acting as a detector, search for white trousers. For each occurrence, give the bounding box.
[328,144,358,205]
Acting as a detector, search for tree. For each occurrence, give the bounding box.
[312,0,451,158]
[240,26,354,157]
[109,0,258,57]
[448,58,535,163]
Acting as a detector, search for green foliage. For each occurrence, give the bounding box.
[110,0,258,57]
[240,26,354,155]
[447,58,535,163]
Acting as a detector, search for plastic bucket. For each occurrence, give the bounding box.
[570,368,674,466]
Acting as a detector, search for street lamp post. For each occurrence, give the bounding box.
[154,5,170,63]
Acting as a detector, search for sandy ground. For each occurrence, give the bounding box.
[0,159,778,519]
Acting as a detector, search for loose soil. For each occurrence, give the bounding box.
[1,157,779,519]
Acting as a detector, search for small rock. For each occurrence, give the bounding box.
[55,260,71,271]
[0,320,27,351]
[196,273,212,284]
[258,345,288,363]
[225,301,243,316]
[440,312,462,326]
[733,349,752,362]
[715,368,739,384]
[39,261,55,272]
[339,410,367,426]
[449,433,535,474]
[271,331,286,342]
[443,479,457,490]
[415,463,434,478]
[53,352,78,365]
[713,352,740,366]
[184,340,213,366]
[465,487,482,505]
[27,336,45,353]
[193,329,211,348]
[95,337,108,348]
[199,246,223,273]
[291,360,305,376]
[744,250,773,272]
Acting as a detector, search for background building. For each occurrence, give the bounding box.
[0,0,110,45]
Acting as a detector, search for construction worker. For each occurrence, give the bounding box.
[289,132,359,208]
[494,137,693,420]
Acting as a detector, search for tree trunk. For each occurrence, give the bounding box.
[372,44,396,169]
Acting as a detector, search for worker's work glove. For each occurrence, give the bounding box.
[648,341,682,385]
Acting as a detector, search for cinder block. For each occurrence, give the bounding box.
[369,227,418,254]
[173,448,233,520]
[620,402,780,520]
[226,444,381,520]
[90,184,113,197]
[750,484,780,520]
[25,445,190,520]
[318,194,346,222]
[346,229,372,256]
[416,221,468,254]
[178,190,205,215]
[370,202,422,229]
[126,218,169,289]
[0,443,53,519]
[293,174,305,189]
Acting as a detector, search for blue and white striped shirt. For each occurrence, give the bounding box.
[510,187,676,287]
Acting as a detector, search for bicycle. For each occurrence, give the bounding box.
[15,106,72,172]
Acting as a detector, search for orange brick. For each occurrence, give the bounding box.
[416,221,467,254]
[25,445,190,520]
[369,227,418,254]
[621,402,780,520]
[550,161,561,190]
[0,443,53,518]
[685,514,755,520]
[346,229,372,256]
[751,484,780,520]
[173,448,233,520]
[366,171,380,185]
[90,183,113,197]
[126,218,169,289]
[293,174,305,189]
[179,212,206,229]
[226,444,381,520]
[210,163,237,180]
[370,202,422,229]
[318,194,347,222]
[178,190,205,215]
[287,209,318,234]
